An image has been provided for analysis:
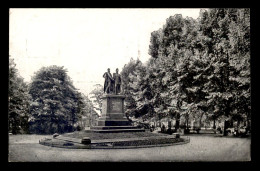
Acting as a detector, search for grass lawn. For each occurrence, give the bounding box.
[62,130,166,140]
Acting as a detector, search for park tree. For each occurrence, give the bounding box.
[120,9,250,135]
[198,9,234,122]
[76,92,99,128]
[75,92,87,130]
[89,84,103,114]
[128,60,154,120]
[121,58,142,118]
[198,8,250,133]
[148,29,163,58]
[226,8,250,131]
[146,9,250,133]
[28,65,80,134]
[147,14,203,129]
[9,58,31,134]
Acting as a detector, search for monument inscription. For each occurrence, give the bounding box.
[110,99,122,113]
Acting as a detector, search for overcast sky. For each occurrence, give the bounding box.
[9,8,201,96]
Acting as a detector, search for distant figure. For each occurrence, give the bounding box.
[113,68,121,94]
[161,124,166,133]
[103,68,114,94]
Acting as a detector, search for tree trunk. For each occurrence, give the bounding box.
[184,117,190,134]
[168,121,171,129]
[213,119,216,129]
[199,113,204,129]
[175,113,180,131]
[223,120,229,136]
[237,120,240,130]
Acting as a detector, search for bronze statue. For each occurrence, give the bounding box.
[103,68,114,94]
[113,68,121,94]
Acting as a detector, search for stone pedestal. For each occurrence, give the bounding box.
[97,94,130,126]
[91,94,144,133]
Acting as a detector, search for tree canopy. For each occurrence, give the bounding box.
[121,8,250,131]
[28,65,84,134]
[9,58,31,134]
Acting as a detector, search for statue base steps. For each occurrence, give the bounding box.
[90,126,145,133]
[97,119,131,126]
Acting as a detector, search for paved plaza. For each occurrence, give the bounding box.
[8,134,250,162]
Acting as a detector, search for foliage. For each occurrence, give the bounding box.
[9,59,99,134]
[121,58,142,118]
[89,84,103,114]
[28,65,80,134]
[9,58,31,134]
[76,92,99,128]
[123,9,250,133]
[198,9,250,126]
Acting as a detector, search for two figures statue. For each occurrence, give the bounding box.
[103,68,121,94]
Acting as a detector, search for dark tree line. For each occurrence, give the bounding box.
[121,9,250,133]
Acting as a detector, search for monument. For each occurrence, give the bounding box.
[91,68,144,133]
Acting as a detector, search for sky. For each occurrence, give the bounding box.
[9,8,201,96]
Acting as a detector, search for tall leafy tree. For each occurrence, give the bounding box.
[128,60,154,119]
[121,58,142,118]
[121,9,250,135]
[198,9,250,133]
[147,14,201,129]
[28,65,80,134]
[9,58,31,134]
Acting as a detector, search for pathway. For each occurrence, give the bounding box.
[8,134,251,162]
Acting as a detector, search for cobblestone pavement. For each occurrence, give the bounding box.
[8,134,250,162]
